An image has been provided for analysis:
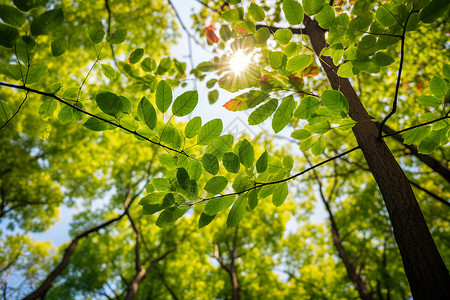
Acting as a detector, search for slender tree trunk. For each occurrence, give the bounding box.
[125,267,147,300]
[229,265,240,300]
[302,16,450,299]
[323,198,373,300]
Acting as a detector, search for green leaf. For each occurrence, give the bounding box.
[197,119,223,146]
[38,98,57,121]
[15,36,36,64]
[274,28,293,45]
[160,124,182,148]
[96,91,124,118]
[248,2,265,22]
[283,0,304,25]
[443,64,450,80]
[303,0,326,16]
[291,129,311,140]
[205,134,234,159]
[0,100,11,124]
[286,54,313,73]
[268,51,287,69]
[25,63,47,84]
[199,213,216,228]
[208,90,219,104]
[418,129,447,154]
[321,90,349,116]
[157,57,172,75]
[83,116,110,131]
[248,188,259,210]
[254,27,270,45]
[156,206,188,228]
[294,96,320,119]
[101,64,117,80]
[172,91,198,116]
[272,182,288,206]
[227,194,247,228]
[0,5,25,27]
[188,160,202,181]
[141,57,156,72]
[256,151,268,173]
[420,0,449,23]
[311,135,326,156]
[202,153,219,175]
[0,23,19,48]
[416,95,442,107]
[204,176,228,194]
[204,195,236,215]
[337,61,359,78]
[106,29,127,44]
[222,8,242,22]
[238,138,255,168]
[140,192,166,205]
[373,52,395,66]
[315,4,335,29]
[137,96,157,129]
[429,76,447,99]
[272,95,295,133]
[155,80,172,113]
[51,37,67,57]
[223,152,240,173]
[403,126,431,145]
[31,8,64,36]
[248,99,278,125]
[185,116,202,138]
[88,21,105,44]
[283,156,294,170]
[58,105,73,124]
[128,48,144,64]
[375,4,397,26]
[176,168,190,189]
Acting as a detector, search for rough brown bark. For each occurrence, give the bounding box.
[302,16,450,299]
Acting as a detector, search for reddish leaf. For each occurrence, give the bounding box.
[259,74,270,82]
[336,0,344,6]
[223,98,243,111]
[303,66,320,77]
[205,25,219,44]
[288,74,304,82]
[235,27,247,34]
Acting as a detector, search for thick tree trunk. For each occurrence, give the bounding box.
[302,16,450,299]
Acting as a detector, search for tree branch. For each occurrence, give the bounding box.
[0,91,29,131]
[0,82,190,157]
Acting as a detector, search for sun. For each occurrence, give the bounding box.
[229,50,253,75]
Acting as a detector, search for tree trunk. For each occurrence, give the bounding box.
[229,265,240,300]
[302,16,450,299]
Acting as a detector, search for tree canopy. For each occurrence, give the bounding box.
[0,0,449,299]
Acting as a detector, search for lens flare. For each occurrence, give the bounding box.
[229,50,252,75]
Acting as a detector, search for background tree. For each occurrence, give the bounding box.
[0,0,449,299]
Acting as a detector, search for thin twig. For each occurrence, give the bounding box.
[0,91,29,131]
[378,11,414,139]
[190,146,360,206]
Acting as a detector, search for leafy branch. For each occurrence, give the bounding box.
[0,82,191,157]
[0,91,29,130]
[191,146,360,206]
[382,114,450,138]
